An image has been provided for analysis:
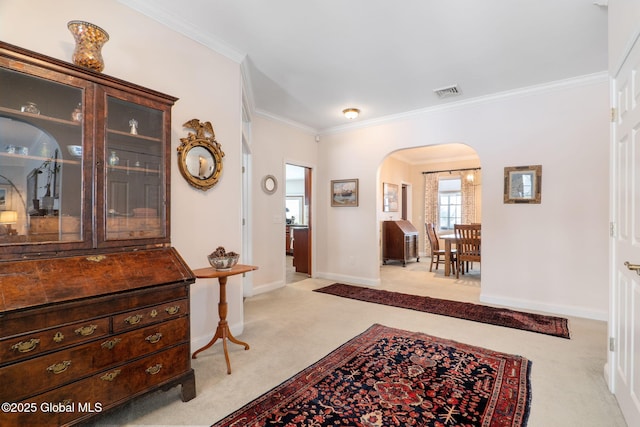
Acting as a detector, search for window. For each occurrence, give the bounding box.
[438,178,461,230]
[286,196,304,225]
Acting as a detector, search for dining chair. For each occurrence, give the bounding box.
[454,224,481,278]
[425,223,456,273]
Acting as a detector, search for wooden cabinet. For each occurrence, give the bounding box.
[285,226,293,254]
[382,220,420,266]
[292,226,310,274]
[0,248,196,426]
[0,41,174,258]
[0,42,196,425]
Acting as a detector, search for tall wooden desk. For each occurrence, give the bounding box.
[191,264,258,374]
[382,220,419,266]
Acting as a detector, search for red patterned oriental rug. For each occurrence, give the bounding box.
[212,324,532,427]
[314,283,570,339]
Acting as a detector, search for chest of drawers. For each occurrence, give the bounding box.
[0,248,196,426]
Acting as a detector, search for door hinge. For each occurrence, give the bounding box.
[610,337,615,352]
[611,107,617,122]
[610,222,616,237]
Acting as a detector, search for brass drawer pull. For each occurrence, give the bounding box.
[11,338,40,353]
[101,338,122,350]
[124,314,143,325]
[47,360,71,374]
[145,364,162,375]
[74,324,98,336]
[165,306,180,315]
[150,309,158,318]
[100,370,121,381]
[145,333,163,344]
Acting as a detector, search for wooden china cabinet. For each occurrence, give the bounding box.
[0,42,196,426]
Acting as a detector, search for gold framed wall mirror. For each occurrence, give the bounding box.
[177,119,224,191]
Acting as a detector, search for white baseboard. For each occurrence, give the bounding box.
[315,271,380,287]
[247,279,285,297]
[480,293,607,321]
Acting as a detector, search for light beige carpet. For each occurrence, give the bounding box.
[91,263,626,427]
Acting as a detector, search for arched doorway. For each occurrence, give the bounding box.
[378,143,482,284]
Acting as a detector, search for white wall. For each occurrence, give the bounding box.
[316,77,610,319]
[250,115,317,294]
[609,0,640,73]
[0,0,244,348]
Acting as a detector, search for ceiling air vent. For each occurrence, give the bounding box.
[434,85,461,99]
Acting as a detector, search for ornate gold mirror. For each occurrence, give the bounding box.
[177,119,224,191]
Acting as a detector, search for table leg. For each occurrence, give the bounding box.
[192,276,250,374]
[445,239,452,277]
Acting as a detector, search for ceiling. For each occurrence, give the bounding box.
[389,143,479,165]
[121,0,608,133]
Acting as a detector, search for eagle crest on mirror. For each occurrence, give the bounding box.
[177,119,224,191]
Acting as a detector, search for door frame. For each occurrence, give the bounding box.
[284,160,315,281]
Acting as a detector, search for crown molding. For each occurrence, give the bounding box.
[253,109,317,135]
[319,71,608,136]
[390,152,479,166]
[119,0,246,63]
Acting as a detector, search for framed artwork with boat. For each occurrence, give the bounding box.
[331,179,358,207]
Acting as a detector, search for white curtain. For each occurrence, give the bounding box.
[461,174,476,224]
[423,171,478,251]
[423,173,439,252]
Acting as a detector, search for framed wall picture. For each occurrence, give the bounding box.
[331,179,358,207]
[383,182,399,212]
[504,165,542,204]
[0,186,7,210]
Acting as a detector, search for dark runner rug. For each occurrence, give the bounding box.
[212,324,532,427]
[314,283,570,339]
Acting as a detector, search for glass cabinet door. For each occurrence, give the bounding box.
[102,94,167,243]
[0,65,88,249]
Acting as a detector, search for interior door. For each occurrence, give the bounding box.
[286,164,312,279]
[611,33,640,427]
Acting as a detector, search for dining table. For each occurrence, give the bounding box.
[440,234,457,277]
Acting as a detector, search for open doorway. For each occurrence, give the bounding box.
[285,163,312,283]
[380,144,482,283]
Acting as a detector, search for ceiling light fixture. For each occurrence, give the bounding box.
[342,108,360,119]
